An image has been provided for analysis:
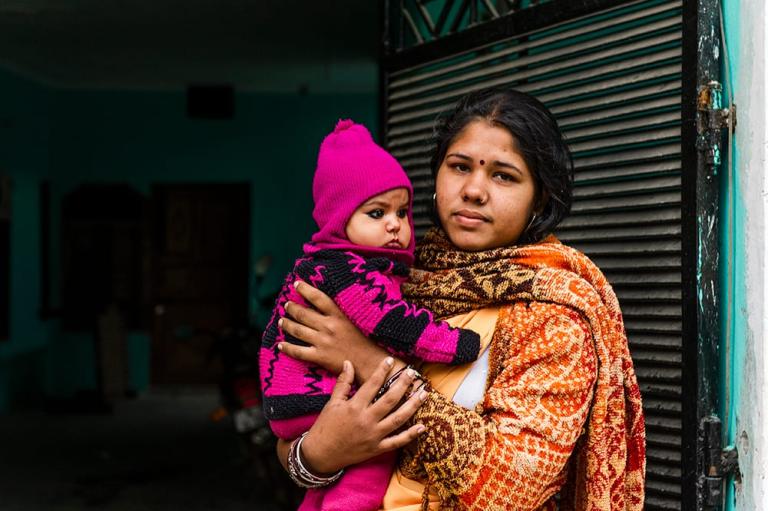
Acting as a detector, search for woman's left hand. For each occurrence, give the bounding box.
[278,281,391,382]
[276,357,428,475]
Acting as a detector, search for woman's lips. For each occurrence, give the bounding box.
[384,240,402,248]
[452,209,490,227]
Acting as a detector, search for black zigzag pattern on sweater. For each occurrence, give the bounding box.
[304,365,325,395]
[294,250,356,298]
[263,394,330,421]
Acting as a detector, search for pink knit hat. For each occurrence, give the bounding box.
[305,119,415,265]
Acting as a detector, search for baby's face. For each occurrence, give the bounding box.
[345,187,411,250]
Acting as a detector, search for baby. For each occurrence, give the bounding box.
[259,119,480,511]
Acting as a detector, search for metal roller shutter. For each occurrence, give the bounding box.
[383,1,683,508]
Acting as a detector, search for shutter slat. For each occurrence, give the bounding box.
[574,177,681,199]
[618,289,682,302]
[558,94,681,127]
[622,303,681,318]
[560,208,681,229]
[551,80,681,117]
[569,126,680,153]
[558,224,681,243]
[531,62,681,103]
[575,160,680,182]
[573,143,680,168]
[564,111,680,141]
[570,191,680,213]
[633,349,682,366]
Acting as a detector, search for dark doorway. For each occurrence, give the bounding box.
[61,184,146,331]
[150,184,250,385]
[60,184,147,403]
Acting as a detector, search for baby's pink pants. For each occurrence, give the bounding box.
[298,451,396,511]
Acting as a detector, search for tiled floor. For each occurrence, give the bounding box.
[0,388,302,510]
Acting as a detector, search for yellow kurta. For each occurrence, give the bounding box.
[381,307,500,510]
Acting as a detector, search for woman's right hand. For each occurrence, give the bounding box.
[297,357,428,475]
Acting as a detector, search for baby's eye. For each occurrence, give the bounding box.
[366,209,384,219]
[397,208,409,218]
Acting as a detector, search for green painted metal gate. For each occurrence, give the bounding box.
[381,1,733,509]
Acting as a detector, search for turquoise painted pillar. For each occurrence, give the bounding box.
[720,0,768,509]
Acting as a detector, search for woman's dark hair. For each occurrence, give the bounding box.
[430,87,574,244]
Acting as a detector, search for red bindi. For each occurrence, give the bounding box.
[479,159,485,165]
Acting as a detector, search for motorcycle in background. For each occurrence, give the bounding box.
[175,254,303,506]
[207,253,277,451]
[206,325,272,449]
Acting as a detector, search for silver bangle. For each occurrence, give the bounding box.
[287,432,344,489]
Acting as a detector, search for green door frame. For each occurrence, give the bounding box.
[681,0,738,509]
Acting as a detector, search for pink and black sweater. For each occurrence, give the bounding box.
[259,249,481,438]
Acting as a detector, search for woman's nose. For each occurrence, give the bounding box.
[461,173,488,204]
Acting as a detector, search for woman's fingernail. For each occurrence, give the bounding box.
[293,280,301,288]
[406,368,416,378]
[416,424,426,433]
[419,389,428,401]
[385,357,394,367]
[278,318,284,328]
[277,343,284,351]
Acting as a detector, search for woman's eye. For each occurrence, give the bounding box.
[493,172,515,182]
[397,208,409,218]
[366,209,384,219]
[454,163,471,172]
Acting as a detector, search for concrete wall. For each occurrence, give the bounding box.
[722,0,768,509]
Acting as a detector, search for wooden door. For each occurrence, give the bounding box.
[150,184,250,385]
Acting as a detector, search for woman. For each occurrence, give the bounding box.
[275,88,646,510]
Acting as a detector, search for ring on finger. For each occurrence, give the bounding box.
[373,365,425,403]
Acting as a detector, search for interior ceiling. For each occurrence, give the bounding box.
[0,0,379,92]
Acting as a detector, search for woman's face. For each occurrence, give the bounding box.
[435,119,538,251]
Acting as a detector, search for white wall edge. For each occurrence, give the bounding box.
[734,0,768,507]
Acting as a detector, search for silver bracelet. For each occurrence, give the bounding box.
[287,432,344,489]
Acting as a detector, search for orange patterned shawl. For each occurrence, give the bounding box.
[402,229,645,511]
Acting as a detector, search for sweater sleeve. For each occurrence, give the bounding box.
[399,302,597,510]
[294,251,480,365]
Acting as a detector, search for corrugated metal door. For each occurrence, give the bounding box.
[382,1,683,508]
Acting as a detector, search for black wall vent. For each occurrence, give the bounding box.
[186,84,235,119]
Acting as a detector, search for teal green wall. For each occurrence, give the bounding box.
[0,67,377,411]
[0,70,53,411]
[48,88,377,285]
[720,2,742,509]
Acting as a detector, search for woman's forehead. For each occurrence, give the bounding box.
[447,121,528,172]
[450,121,517,154]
